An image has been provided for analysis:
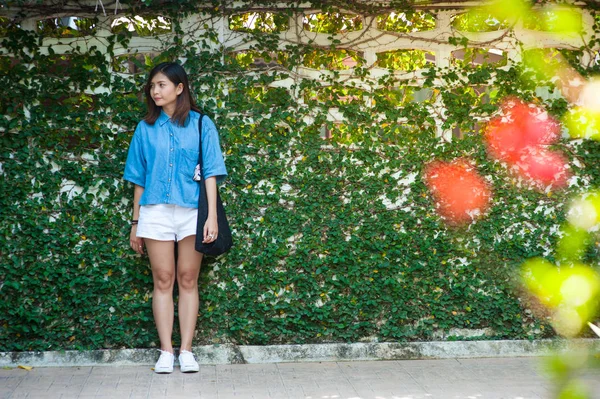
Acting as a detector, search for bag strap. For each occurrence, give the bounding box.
[197,113,204,180]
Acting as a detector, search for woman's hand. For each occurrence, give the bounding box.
[130,225,145,255]
[203,214,218,243]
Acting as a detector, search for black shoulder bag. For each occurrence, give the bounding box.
[194,114,233,256]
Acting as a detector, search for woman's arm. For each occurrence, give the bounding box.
[203,176,218,243]
[129,184,145,254]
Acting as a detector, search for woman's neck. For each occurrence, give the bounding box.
[162,105,175,118]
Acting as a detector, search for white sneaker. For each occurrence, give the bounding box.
[178,350,199,373]
[154,350,174,374]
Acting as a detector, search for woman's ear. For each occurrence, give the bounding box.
[176,83,184,96]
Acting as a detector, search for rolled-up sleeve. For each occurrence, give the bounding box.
[123,124,146,187]
[201,117,228,184]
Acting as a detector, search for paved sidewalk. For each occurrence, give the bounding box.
[1,357,599,399]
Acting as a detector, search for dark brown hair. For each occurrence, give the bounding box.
[143,62,201,126]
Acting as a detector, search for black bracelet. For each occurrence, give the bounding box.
[131,220,138,225]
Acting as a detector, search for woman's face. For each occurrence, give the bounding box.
[149,72,183,111]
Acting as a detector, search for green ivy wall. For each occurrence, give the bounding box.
[1,2,599,351]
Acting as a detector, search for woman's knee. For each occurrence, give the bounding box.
[177,270,199,291]
[153,270,175,292]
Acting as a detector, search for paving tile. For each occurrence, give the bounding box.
[397,358,462,367]
[266,389,289,396]
[78,386,100,394]
[214,394,237,399]
[0,378,23,389]
[130,391,152,397]
[233,388,271,396]
[2,357,600,398]
[283,394,309,399]
[199,389,219,397]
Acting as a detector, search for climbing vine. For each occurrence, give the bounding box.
[0,1,599,351]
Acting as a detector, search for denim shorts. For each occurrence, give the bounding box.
[137,204,198,242]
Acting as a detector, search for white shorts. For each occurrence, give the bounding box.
[137,204,198,242]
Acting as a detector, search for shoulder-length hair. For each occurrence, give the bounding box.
[143,62,202,126]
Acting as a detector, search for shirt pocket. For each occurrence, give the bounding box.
[179,148,199,180]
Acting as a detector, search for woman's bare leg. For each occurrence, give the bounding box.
[145,239,176,353]
[175,235,203,351]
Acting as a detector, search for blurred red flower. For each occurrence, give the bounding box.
[485,97,568,188]
[424,159,492,225]
[515,148,570,188]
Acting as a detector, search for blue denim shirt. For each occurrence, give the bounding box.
[123,110,227,208]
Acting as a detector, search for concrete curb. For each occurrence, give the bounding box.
[1,339,599,368]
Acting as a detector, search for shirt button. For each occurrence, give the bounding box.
[167,194,169,196]
[170,163,173,167]
[170,148,173,151]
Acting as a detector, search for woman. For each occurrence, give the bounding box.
[124,62,227,373]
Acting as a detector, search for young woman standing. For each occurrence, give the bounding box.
[124,62,227,373]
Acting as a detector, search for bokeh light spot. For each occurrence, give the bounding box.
[567,193,600,231]
[553,307,583,337]
[557,224,591,262]
[561,274,593,307]
[564,106,600,141]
